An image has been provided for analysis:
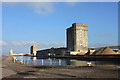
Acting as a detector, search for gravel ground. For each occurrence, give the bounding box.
[1,55,120,79]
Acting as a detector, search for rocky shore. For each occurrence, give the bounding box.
[1,55,120,80]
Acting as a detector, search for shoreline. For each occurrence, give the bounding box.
[1,55,120,79]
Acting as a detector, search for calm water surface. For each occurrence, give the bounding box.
[14,56,119,66]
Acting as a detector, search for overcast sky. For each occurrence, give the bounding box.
[1,2,118,54]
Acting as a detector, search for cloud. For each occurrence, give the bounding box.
[65,2,78,7]
[2,41,65,54]
[89,42,118,48]
[0,40,65,47]
[0,40,8,46]
[95,33,112,37]
[10,41,36,46]
[39,42,65,48]
[27,2,54,15]
[1,40,65,48]
[2,0,119,15]
[2,40,118,54]
[2,2,54,15]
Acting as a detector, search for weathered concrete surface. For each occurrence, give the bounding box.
[67,23,88,53]
[1,55,120,79]
[1,56,16,78]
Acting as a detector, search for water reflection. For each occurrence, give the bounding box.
[31,57,37,60]
[14,56,119,66]
[15,56,70,65]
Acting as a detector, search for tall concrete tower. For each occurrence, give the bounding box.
[67,23,88,53]
[30,44,38,56]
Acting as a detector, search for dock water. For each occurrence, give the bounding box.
[1,55,120,79]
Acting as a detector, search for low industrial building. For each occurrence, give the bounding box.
[36,47,68,57]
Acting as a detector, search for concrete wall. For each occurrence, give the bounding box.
[30,44,38,56]
[67,23,88,53]
[67,27,74,51]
